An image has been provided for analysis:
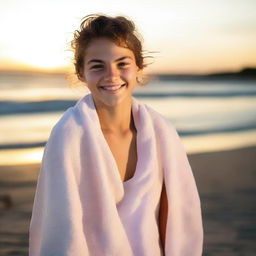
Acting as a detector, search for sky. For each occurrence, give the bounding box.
[0,0,255,74]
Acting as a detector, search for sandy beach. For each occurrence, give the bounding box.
[0,146,255,255]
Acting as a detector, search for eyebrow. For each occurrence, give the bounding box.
[87,56,132,65]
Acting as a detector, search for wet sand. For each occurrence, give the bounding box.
[188,146,256,255]
[0,146,256,255]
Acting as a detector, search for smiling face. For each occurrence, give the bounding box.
[82,38,141,108]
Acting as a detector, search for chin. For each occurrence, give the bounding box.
[100,95,132,108]
[104,97,127,107]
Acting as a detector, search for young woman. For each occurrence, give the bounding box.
[29,14,203,256]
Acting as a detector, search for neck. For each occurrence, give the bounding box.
[95,97,136,134]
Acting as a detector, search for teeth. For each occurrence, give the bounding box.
[102,85,123,91]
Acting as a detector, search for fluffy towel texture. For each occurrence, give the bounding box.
[29,93,203,256]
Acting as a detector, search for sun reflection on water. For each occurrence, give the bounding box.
[0,147,44,166]
[1,130,256,165]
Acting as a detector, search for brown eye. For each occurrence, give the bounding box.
[90,64,104,70]
[118,62,129,68]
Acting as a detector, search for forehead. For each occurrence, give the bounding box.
[84,38,136,63]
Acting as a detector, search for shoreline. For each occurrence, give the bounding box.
[1,145,256,255]
[1,130,256,166]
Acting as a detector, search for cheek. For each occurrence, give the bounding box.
[84,71,100,84]
[123,68,138,81]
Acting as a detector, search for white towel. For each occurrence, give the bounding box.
[29,93,203,256]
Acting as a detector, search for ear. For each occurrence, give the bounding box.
[136,69,144,85]
[78,67,87,83]
[136,67,143,77]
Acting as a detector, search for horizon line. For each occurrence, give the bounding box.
[1,66,256,77]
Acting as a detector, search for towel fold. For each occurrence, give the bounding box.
[29,93,203,256]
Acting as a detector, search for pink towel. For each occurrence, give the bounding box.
[29,93,203,255]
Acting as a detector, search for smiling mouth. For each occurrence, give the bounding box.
[100,83,127,92]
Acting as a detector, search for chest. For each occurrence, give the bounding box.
[103,131,137,182]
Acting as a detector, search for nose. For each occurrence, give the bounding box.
[103,65,120,83]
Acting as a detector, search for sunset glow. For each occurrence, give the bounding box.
[0,0,255,74]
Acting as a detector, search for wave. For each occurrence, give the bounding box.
[134,91,256,98]
[0,100,76,115]
[1,90,256,115]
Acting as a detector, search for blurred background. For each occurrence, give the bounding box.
[0,0,255,255]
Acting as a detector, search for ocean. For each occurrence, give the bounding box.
[0,72,256,165]
[1,72,256,256]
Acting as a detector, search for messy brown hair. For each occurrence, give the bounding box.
[71,14,147,82]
